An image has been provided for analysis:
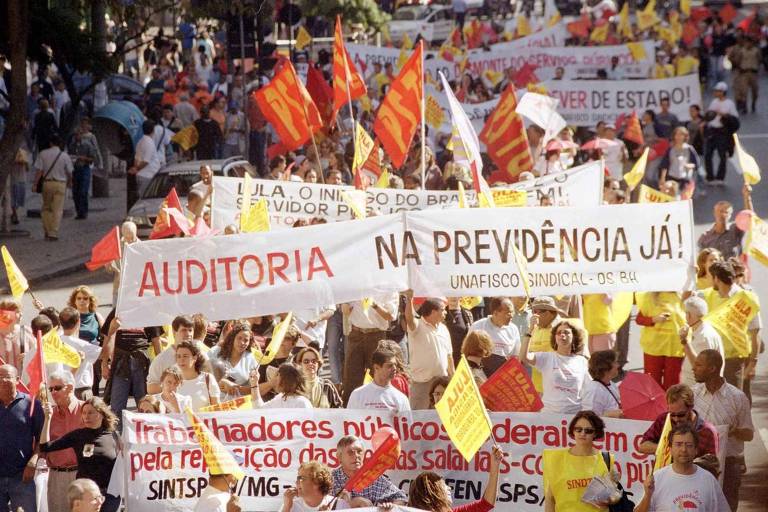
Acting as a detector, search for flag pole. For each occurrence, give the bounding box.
[339,18,358,161]
[289,63,325,184]
[420,41,426,189]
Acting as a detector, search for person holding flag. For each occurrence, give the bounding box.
[0,298,34,373]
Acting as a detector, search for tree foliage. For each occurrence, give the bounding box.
[299,0,390,30]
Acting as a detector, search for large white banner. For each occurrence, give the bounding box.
[118,202,694,327]
[122,409,654,512]
[542,74,701,126]
[211,162,604,230]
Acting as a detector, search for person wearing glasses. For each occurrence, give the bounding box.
[67,478,106,512]
[295,347,342,408]
[638,383,719,458]
[520,319,589,414]
[281,461,349,511]
[44,371,85,512]
[542,411,615,511]
[40,397,121,512]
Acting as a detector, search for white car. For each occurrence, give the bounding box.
[388,5,455,45]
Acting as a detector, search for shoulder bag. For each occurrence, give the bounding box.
[34,150,62,194]
[600,451,635,512]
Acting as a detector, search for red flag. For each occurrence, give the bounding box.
[690,7,712,22]
[306,64,334,124]
[267,141,289,161]
[718,3,737,24]
[567,15,591,38]
[254,61,323,154]
[737,13,756,32]
[332,16,367,121]
[361,139,382,179]
[623,112,644,145]
[512,63,539,88]
[344,429,401,491]
[682,21,700,46]
[479,84,533,179]
[614,113,627,132]
[85,226,121,271]
[649,138,670,161]
[189,217,215,238]
[166,207,192,236]
[373,42,423,169]
[480,357,543,412]
[25,331,46,415]
[149,188,184,239]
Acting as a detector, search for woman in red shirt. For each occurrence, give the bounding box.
[407,445,504,511]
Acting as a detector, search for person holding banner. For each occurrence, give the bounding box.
[295,346,342,408]
[331,435,407,505]
[407,444,504,512]
[175,340,220,410]
[543,411,615,512]
[193,473,241,512]
[0,298,34,374]
[520,319,589,414]
[281,461,349,512]
[208,321,259,402]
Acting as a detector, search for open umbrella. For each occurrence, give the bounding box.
[581,138,621,151]
[620,372,667,421]
[546,139,579,152]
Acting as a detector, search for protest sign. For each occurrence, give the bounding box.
[748,216,768,266]
[42,329,81,368]
[705,289,760,358]
[118,202,695,328]
[212,162,604,230]
[638,184,675,203]
[122,409,655,512]
[199,396,252,412]
[541,74,701,126]
[480,358,542,412]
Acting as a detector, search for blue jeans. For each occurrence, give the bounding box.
[324,310,345,384]
[0,472,37,512]
[73,164,91,218]
[109,353,148,427]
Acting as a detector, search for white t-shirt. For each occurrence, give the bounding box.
[707,98,738,128]
[280,496,348,512]
[407,318,452,383]
[648,465,729,512]
[60,334,102,389]
[208,345,259,402]
[193,485,231,512]
[294,305,335,350]
[470,318,521,358]
[178,372,221,410]
[534,352,589,414]
[146,340,211,387]
[581,379,621,416]
[602,140,628,178]
[134,135,161,179]
[348,293,399,331]
[680,321,724,387]
[262,393,313,409]
[347,382,411,412]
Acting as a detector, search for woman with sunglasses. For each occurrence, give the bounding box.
[520,319,589,414]
[295,346,342,408]
[208,321,259,402]
[407,445,504,511]
[280,461,348,511]
[543,411,614,511]
[40,397,121,512]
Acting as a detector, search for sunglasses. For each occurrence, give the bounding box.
[49,385,66,392]
[573,427,595,435]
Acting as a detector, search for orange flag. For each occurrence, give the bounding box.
[479,84,533,179]
[254,61,322,153]
[623,112,644,146]
[373,42,423,169]
[85,226,121,271]
[149,188,184,240]
[332,16,367,121]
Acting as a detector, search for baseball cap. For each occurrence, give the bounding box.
[714,82,728,92]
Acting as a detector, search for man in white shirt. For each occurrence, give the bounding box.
[294,305,335,350]
[600,125,628,178]
[692,350,753,511]
[705,82,739,184]
[678,296,724,386]
[128,121,162,206]
[403,291,454,409]
[347,348,411,412]
[193,473,240,512]
[146,315,211,394]
[33,134,73,240]
[57,308,102,400]
[635,425,729,512]
[341,292,398,405]
[470,297,521,359]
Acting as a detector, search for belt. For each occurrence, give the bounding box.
[44,179,65,183]
[351,326,383,334]
[50,466,78,472]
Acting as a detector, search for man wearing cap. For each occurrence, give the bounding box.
[704,82,738,185]
[525,297,565,391]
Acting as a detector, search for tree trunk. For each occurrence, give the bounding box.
[0,0,30,220]
[91,0,110,197]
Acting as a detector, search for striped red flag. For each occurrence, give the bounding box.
[479,84,533,179]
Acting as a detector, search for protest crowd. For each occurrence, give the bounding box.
[1,0,767,511]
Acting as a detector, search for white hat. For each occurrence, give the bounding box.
[714,82,728,92]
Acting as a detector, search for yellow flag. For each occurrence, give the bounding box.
[435,357,492,462]
[425,94,445,129]
[171,125,198,151]
[42,329,81,368]
[617,3,632,38]
[1,246,28,300]
[491,189,527,207]
[624,147,649,190]
[483,69,504,87]
[747,216,768,267]
[239,172,253,231]
[590,23,609,43]
[627,42,647,62]
[241,198,270,233]
[548,13,562,28]
[638,184,675,203]
[381,24,392,45]
[295,26,312,50]
[401,32,414,50]
[654,413,673,471]
[361,297,373,313]
[705,290,760,358]
[460,296,483,310]
[353,125,375,175]
[186,408,245,480]
[656,26,677,46]
[516,15,532,37]
[457,181,468,209]
[512,244,532,298]
[680,0,690,16]
[375,169,390,188]
[341,191,367,219]
[363,369,374,384]
[253,312,293,365]
[734,134,761,185]
[200,395,253,412]
[637,0,660,31]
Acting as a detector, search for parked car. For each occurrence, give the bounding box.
[125,157,256,238]
[82,74,146,114]
[388,5,455,44]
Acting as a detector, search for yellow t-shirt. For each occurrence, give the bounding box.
[543,449,612,512]
[636,292,685,357]
[653,63,675,79]
[702,287,760,358]
[529,326,553,392]
[582,294,613,335]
